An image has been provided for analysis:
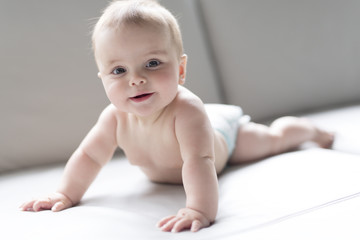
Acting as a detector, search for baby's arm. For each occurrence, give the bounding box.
[20,105,118,212]
[157,102,218,232]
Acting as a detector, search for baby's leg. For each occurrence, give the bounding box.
[229,116,334,164]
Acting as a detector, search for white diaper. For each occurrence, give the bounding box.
[205,104,250,156]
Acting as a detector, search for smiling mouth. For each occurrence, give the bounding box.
[130,93,154,102]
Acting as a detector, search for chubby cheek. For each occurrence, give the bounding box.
[153,68,179,91]
[102,80,127,108]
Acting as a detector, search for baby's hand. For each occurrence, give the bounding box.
[157,208,211,233]
[19,192,73,212]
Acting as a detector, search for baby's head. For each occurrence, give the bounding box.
[92,0,183,60]
[91,0,187,117]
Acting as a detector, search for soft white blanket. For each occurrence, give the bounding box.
[2,148,360,239]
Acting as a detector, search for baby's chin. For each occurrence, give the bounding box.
[124,106,164,118]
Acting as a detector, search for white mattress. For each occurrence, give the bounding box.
[2,148,360,239]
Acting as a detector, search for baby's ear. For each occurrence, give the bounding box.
[97,72,102,79]
[179,54,187,85]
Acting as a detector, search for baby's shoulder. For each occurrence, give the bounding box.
[98,104,127,126]
[175,86,203,105]
[172,86,206,119]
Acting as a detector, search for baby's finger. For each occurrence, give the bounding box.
[157,215,176,228]
[33,198,53,212]
[172,218,192,233]
[19,200,36,211]
[51,201,67,212]
[160,216,181,232]
[190,219,202,232]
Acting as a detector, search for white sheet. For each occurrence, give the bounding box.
[1,149,360,239]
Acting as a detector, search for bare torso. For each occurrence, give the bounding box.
[114,89,229,184]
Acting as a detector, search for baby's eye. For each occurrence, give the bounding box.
[112,67,126,75]
[146,60,161,68]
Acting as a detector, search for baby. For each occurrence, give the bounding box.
[20,0,334,233]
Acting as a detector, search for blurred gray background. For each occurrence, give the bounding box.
[1,0,359,171]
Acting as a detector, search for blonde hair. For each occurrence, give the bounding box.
[92,0,183,58]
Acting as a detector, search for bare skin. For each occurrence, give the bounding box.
[20,22,334,233]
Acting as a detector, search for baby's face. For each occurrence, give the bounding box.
[95,24,185,117]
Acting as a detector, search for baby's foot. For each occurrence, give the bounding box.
[313,128,334,149]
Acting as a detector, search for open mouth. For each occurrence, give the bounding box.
[130,93,154,102]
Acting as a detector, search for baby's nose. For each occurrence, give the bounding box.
[129,76,147,86]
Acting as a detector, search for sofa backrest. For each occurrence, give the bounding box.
[195,0,360,120]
